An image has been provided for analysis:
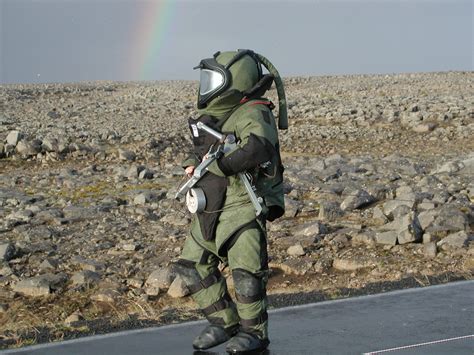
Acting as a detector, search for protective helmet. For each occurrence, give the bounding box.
[194,49,289,129]
[194,50,262,109]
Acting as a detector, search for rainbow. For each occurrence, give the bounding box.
[132,0,174,81]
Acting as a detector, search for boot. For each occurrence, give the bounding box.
[193,324,239,350]
[226,331,270,354]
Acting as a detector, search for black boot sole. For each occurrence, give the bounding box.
[226,349,270,355]
[193,342,226,351]
[226,341,270,354]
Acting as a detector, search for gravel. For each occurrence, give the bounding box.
[0,71,472,346]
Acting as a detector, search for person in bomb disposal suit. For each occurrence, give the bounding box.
[174,49,288,354]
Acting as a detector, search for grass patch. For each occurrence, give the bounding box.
[48,180,167,204]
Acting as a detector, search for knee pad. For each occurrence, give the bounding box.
[172,259,223,295]
[232,269,266,304]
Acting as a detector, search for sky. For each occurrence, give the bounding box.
[0,0,472,84]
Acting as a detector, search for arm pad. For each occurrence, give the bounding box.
[217,133,274,176]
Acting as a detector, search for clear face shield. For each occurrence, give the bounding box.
[199,69,225,96]
[195,58,230,108]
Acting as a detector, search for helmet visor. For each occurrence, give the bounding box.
[199,69,224,95]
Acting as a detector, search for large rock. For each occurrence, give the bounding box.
[64,312,84,326]
[269,258,315,276]
[437,231,471,249]
[167,276,189,298]
[314,166,341,182]
[423,242,438,258]
[145,286,161,297]
[397,185,420,199]
[383,200,414,218]
[57,141,70,154]
[12,274,66,297]
[287,243,305,257]
[16,140,42,156]
[122,242,140,251]
[383,212,412,230]
[434,161,464,174]
[126,165,145,179]
[71,270,101,285]
[372,207,389,226]
[127,278,144,289]
[418,210,438,231]
[397,227,421,244]
[146,267,175,289]
[333,258,373,271]
[391,205,412,219]
[133,191,163,205]
[340,190,375,211]
[294,221,327,237]
[6,130,24,146]
[13,277,51,297]
[400,215,423,244]
[380,212,423,244]
[431,191,450,205]
[0,243,16,262]
[284,196,300,218]
[417,201,436,211]
[459,156,474,175]
[4,143,15,156]
[39,258,59,271]
[375,230,398,245]
[434,207,468,232]
[138,168,154,180]
[413,123,436,133]
[26,226,54,240]
[42,137,59,152]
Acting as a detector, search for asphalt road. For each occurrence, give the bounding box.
[3,280,473,355]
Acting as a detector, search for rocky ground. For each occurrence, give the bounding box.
[0,71,473,348]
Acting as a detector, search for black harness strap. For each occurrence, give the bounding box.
[174,259,196,268]
[226,219,260,251]
[240,311,268,328]
[207,316,226,326]
[199,249,212,265]
[201,295,232,316]
[235,289,266,304]
[187,269,222,294]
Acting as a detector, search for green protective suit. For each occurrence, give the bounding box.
[175,51,286,341]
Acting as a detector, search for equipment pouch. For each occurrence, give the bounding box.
[195,172,228,241]
[188,115,228,241]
